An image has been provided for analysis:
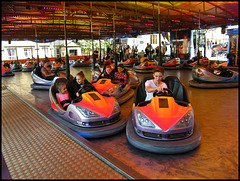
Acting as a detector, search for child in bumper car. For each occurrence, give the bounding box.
[72,71,97,99]
[56,81,71,110]
[145,66,168,101]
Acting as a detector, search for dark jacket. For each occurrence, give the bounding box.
[70,78,96,99]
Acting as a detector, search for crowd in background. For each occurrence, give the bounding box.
[92,42,168,66]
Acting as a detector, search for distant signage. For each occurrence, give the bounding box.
[227,29,238,35]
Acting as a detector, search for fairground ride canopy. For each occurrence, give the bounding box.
[1,1,239,41]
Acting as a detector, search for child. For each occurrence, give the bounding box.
[100,65,114,80]
[145,66,168,101]
[114,64,128,87]
[56,81,71,110]
[73,71,96,98]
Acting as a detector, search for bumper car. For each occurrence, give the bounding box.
[92,70,134,104]
[11,62,22,72]
[51,62,66,73]
[22,62,36,72]
[127,69,140,89]
[182,57,209,70]
[48,78,127,138]
[90,65,139,89]
[126,76,201,154]
[121,57,139,67]
[2,63,15,77]
[162,57,182,70]
[189,64,238,88]
[30,67,59,90]
[133,59,157,73]
[71,58,92,67]
[217,62,238,72]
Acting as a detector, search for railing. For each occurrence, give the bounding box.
[3,55,92,64]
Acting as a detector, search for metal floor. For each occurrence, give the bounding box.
[1,67,239,179]
[2,86,146,179]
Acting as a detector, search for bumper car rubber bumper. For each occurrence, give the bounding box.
[126,112,201,154]
[162,65,182,70]
[31,83,51,90]
[133,68,154,73]
[2,73,15,77]
[189,80,238,89]
[47,107,127,138]
[116,88,134,104]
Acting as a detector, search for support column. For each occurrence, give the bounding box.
[64,1,70,79]
[158,2,162,66]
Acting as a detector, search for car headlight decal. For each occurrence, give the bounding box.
[112,100,120,114]
[136,110,155,128]
[174,110,193,128]
[76,106,100,118]
[103,84,119,95]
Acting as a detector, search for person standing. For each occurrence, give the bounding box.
[93,48,99,64]
[161,41,166,58]
[125,45,130,60]
[155,46,159,57]
[227,48,236,66]
[134,46,138,58]
[118,43,124,62]
[145,43,152,59]
[107,46,111,57]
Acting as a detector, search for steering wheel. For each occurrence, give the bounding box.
[71,96,83,103]
[153,88,173,97]
[78,85,94,94]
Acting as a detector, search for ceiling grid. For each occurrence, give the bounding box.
[1,1,238,41]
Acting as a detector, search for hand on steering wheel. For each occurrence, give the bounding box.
[71,96,82,103]
[153,88,173,97]
[78,85,94,94]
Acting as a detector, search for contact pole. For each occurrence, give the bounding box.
[99,28,101,64]
[90,2,95,69]
[15,47,18,62]
[158,2,162,66]
[197,9,200,65]
[64,1,70,79]
[35,27,39,67]
[235,35,238,65]
[113,8,117,70]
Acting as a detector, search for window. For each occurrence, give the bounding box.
[56,48,61,56]
[69,49,77,56]
[8,49,16,60]
[24,48,32,58]
[150,35,158,44]
[41,47,48,57]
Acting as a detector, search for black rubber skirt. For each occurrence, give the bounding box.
[126,113,201,154]
[2,73,15,77]
[30,83,51,90]
[163,65,182,70]
[130,82,139,89]
[189,80,239,89]
[117,88,134,104]
[72,64,92,67]
[182,65,193,70]
[122,63,133,67]
[22,69,34,72]
[227,66,238,71]
[133,68,154,73]
[47,108,127,138]
[12,68,22,72]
